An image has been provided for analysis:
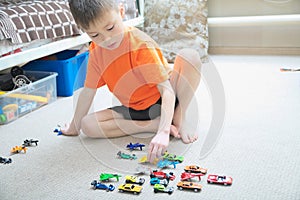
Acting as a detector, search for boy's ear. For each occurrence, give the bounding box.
[118,3,125,19]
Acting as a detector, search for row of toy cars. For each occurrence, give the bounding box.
[176,165,233,192]
[90,142,232,195]
[1,139,39,165]
[91,173,145,194]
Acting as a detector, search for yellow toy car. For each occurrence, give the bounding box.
[125,175,145,185]
[118,184,142,194]
[10,146,27,154]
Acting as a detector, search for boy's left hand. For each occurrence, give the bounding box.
[148,132,169,163]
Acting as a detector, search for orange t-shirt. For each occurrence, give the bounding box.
[85,26,172,110]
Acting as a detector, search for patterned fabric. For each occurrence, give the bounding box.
[0,0,81,44]
[143,0,208,63]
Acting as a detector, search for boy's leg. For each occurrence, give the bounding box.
[81,109,161,138]
[170,48,202,143]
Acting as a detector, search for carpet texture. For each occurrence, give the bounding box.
[1,55,300,200]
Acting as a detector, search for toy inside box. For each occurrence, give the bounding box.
[23,50,89,97]
[0,71,57,125]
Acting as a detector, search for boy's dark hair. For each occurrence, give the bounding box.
[69,0,118,30]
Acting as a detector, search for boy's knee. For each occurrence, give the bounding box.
[81,115,97,137]
[177,48,202,70]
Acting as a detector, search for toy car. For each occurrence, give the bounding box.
[99,173,121,182]
[91,180,115,191]
[153,184,174,195]
[118,183,142,194]
[163,151,184,163]
[0,157,12,164]
[150,178,169,187]
[53,126,63,136]
[180,172,204,181]
[207,174,233,186]
[10,145,27,154]
[23,139,39,147]
[150,170,175,181]
[126,142,145,151]
[125,175,145,185]
[177,181,202,192]
[184,165,207,174]
[139,155,159,164]
[117,151,137,160]
[134,166,150,175]
[157,159,179,169]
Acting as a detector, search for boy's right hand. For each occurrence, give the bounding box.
[60,123,79,136]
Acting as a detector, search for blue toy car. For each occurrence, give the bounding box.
[91,180,115,191]
[157,159,179,169]
[126,142,145,151]
[150,177,169,187]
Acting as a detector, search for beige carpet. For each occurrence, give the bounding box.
[1,55,300,200]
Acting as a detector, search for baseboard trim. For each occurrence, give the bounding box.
[208,47,300,55]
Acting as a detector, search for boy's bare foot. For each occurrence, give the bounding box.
[170,125,180,138]
[180,132,198,144]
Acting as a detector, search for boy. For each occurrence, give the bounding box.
[63,0,202,163]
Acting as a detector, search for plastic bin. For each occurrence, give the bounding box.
[23,50,89,97]
[0,71,57,125]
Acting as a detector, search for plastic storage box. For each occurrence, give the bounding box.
[23,50,89,97]
[0,71,57,125]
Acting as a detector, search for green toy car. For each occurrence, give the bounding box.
[99,173,121,182]
[163,151,184,163]
[153,184,174,195]
[117,151,137,160]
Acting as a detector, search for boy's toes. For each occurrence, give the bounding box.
[181,134,193,144]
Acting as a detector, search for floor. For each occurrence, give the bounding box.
[1,55,300,200]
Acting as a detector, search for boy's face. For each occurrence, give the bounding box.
[85,9,125,50]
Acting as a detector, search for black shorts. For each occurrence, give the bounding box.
[109,97,179,121]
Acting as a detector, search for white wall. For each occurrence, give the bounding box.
[208,0,300,55]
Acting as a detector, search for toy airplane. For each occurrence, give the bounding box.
[126,142,145,151]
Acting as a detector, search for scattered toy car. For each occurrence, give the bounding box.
[153,184,174,195]
[184,165,207,174]
[134,166,150,175]
[150,170,175,181]
[157,159,179,169]
[23,139,39,147]
[207,174,233,186]
[53,126,63,136]
[177,181,202,192]
[91,180,115,191]
[125,175,145,185]
[99,173,121,182]
[118,183,142,194]
[117,151,137,160]
[0,157,12,164]
[126,142,145,151]
[10,145,27,154]
[139,155,159,164]
[150,177,169,187]
[163,151,184,163]
[180,172,204,181]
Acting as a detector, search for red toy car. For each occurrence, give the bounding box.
[207,174,233,186]
[180,172,204,181]
[150,170,175,181]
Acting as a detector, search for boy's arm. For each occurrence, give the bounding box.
[61,87,97,136]
[147,80,176,163]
